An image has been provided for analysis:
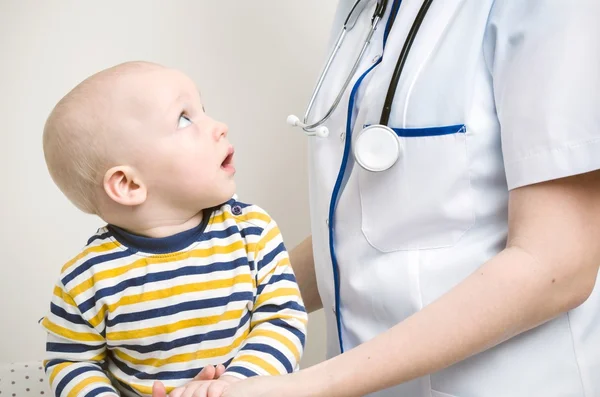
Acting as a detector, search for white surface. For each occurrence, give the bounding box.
[0,362,49,397]
[0,1,332,366]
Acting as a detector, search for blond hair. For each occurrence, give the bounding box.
[43,61,165,214]
[42,80,107,214]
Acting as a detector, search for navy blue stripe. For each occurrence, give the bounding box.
[55,365,104,397]
[392,124,465,137]
[80,257,251,315]
[257,273,297,295]
[50,303,89,326]
[79,296,98,319]
[329,63,380,354]
[224,366,259,378]
[327,0,404,354]
[92,257,250,303]
[47,342,103,354]
[112,355,233,381]
[44,359,70,372]
[115,311,251,354]
[363,124,466,137]
[85,386,116,397]
[383,0,403,46]
[115,379,138,394]
[107,208,212,254]
[239,226,263,239]
[240,343,293,373]
[255,318,306,348]
[61,249,136,286]
[253,301,306,314]
[106,291,254,327]
[86,232,111,246]
[257,242,286,272]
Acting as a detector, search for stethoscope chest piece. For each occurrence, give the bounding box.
[353,124,400,172]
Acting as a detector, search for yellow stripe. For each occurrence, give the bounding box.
[249,329,301,361]
[108,373,177,396]
[69,240,246,299]
[62,241,121,273]
[107,274,253,313]
[41,318,104,343]
[107,309,244,341]
[254,288,301,308]
[90,352,106,361]
[254,225,282,268]
[257,257,291,286]
[231,355,280,376]
[49,362,73,385]
[53,285,77,307]
[113,327,249,367]
[88,305,107,329]
[67,376,112,397]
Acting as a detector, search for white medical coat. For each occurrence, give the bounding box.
[307,0,600,395]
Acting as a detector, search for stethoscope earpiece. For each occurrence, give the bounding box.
[287,0,433,172]
[287,115,330,138]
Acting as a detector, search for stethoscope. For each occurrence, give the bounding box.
[287,0,434,172]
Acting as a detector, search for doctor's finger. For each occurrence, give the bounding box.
[192,382,211,397]
[207,382,227,397]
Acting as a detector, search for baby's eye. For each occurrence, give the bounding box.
[178,114,192,129]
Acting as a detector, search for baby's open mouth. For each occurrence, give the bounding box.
[221,153,233,167]
[221,147,235,172]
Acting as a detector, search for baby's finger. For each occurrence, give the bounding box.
[194,366,216,381]
[214,365,226,378]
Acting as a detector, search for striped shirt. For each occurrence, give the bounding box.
[40,198,307,397]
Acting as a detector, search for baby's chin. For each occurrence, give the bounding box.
[192,179,237,210]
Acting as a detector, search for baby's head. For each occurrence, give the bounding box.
[43,61,236,230]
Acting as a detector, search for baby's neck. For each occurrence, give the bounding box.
[105,209,205,239]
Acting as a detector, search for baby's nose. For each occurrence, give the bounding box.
[213,122,228,140]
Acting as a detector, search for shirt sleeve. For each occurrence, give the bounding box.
[224,219,308,379]
[40,282,118,397]
[485,0,600,190]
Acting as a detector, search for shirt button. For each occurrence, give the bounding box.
[325,218,329,226]
[232,205,242,216]
[372,55,381,63]
[340,131,346,142]
[247,301,254,311]
[331,305,336,315]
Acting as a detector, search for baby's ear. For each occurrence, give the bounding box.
[103,166,147,206]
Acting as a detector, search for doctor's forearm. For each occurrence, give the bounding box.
[299,173,600,397]
[290,236,323,312]
[302,247,591,397]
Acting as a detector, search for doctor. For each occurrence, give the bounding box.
[189,0,600,396]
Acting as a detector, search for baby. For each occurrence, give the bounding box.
[40,61,307,397]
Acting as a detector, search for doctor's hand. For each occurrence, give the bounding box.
[219,374,308,397]
[169,376,240,397]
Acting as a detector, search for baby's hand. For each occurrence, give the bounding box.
[169,376,239,397]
